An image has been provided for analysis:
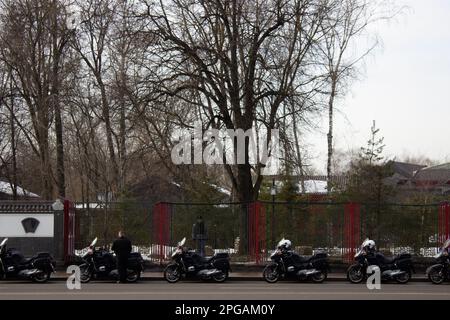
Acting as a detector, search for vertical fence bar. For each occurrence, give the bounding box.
[344,202,361,264]
[152,202,171,264]
[438,202,450,247]
[247,201,266,264]
[260,204,266,263]
[63,199,75,264]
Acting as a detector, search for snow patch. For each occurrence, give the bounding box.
[0,181,39,197]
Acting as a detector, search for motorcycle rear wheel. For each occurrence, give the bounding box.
[347,264,364,284]
[311,270,327,283]
[395,270,411,284]
[126,270,141,283]
[212,271,228,283]
[263,264,280,283]
[428,265,445,284]
[33,271,51,283]
[164,264,181,283]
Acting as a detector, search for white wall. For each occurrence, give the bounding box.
[0,214,54,237]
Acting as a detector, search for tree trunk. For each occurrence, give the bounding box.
[52,0,65,198]
[9,78,18,200]
[327,74,338,192]
[291,103,305,194]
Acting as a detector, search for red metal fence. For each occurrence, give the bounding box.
[72,200,450,264]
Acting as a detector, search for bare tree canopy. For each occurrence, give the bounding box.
[0,0,392,201]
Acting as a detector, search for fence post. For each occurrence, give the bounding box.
[344,202,360,264]
[247,201,266,264]
[152,202,171,264]
[63,199,75,264]
[438,202,450,246]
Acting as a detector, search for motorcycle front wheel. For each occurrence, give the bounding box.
[80,265,92,283]
[32,271,51,283]
[428,265,445,284]
[347,264,365,284]
[263,264,280,283]
[164,264,182,283]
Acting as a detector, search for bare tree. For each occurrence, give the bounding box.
[0,0,73,199]
[139,0,333,203]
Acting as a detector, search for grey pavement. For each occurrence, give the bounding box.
[47,271,429,281]
[0,281,448,300]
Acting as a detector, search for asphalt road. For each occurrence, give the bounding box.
[0,281,448,300]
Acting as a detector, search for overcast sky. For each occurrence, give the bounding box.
[308,0,450,173]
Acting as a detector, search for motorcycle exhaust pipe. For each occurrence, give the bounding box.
[18,269,41,278]
[383,269,406,278]
[198,269,222,278]
[297,269,320,277]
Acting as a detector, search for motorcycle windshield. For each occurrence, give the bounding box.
[178,237,186,247]
[360,238,371,248]
[0,238,7,247]
[276,238,286,249]
[90,237,98,247]
[443,239,450,250]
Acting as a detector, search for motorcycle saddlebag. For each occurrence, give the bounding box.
[127,253,143,268]
[36,252,52,259]
[214,253,230,259]
[397,253,412,259]
[396,254,412,269]
[212,258,230,270]
[313,252,328,259]
[32,257,52,270]
[311,253,328,269]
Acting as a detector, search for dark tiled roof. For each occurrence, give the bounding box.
[388,161,426,179]
[413,163,450,183]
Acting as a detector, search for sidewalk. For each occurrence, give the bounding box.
[53,271,428,282]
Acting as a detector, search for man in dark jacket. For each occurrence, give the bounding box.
[111,231,132,283]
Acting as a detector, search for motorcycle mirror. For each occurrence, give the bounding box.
[0,238,7,247]
[90,237,98,247]
[178,237,186,247]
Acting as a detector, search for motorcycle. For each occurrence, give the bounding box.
[347,238,414,284]
[78,238,144,283]
[262,239,329,283]
[426,238,450,284]
[164,237,231,283]
[0,238,56,283]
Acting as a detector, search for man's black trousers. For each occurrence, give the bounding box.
[117,256,129,282]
